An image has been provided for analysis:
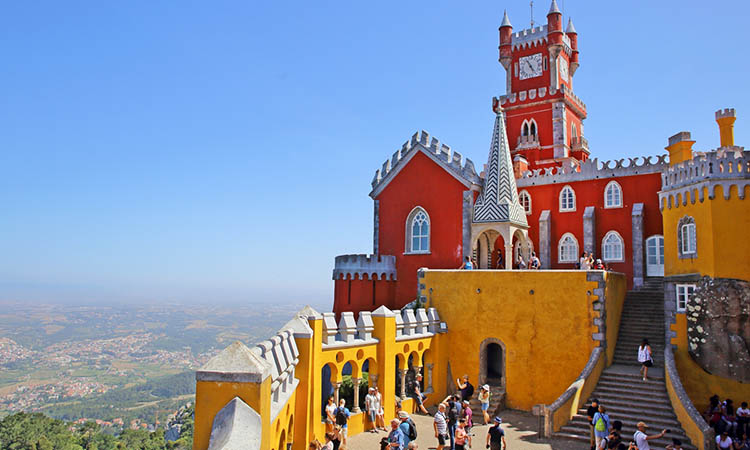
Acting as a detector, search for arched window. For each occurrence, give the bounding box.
[559,185,576,212]
[405,207,430,254]
[677,216,697,257]
[602,231,625,262]
[604,181,623,208]
[522,121,529,137]
[558,233,579,263]
[571,123,578,139]
[519,190,532,215]
[529,121,537,137]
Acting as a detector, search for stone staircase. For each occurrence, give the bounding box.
[554,278,696,450]
[469,385,505,423]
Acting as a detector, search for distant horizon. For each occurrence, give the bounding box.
[1,0,747,304]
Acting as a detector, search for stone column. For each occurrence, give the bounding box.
[426,364,434,391]
[632,203,645,288]
[334,382,342,405]
[462,191,474,261]
[352,377,361,413]
[373,200,380,255]
[539,210,551,269]
[583,206,596,254]
[398,369,407,400]
[504,243,514,270]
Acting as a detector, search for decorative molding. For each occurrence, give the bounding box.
[332,254,396,281]
[517,154,668,187]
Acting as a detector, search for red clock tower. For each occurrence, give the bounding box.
[494,0,589,175]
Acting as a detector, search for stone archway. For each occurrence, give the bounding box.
[478,338,506,388]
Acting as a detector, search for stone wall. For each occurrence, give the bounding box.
[687,277,750,382]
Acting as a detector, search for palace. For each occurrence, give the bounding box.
[192,3,749,450]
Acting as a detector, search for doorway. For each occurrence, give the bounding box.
[478,338,506,387]
[646,235,664,276]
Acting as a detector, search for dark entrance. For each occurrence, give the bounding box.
[485,343,503,384]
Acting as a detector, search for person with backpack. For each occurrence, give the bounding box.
[398,411,417,447]
[335,399,350,447]
[456,375,474,402]
[587,398,599,450]
[387,418,406,450]
[443,394,462,450]
[593,404,611,449]
[462,400,473,448]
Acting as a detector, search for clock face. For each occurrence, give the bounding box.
[519,53,543,80]
[559,58,569,82]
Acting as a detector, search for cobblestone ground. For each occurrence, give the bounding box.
[345,410,582,450]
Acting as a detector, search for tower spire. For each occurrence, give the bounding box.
[501,9,512,28]
[548,0,561,15]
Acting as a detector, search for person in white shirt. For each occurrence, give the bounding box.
[633,421,666,450]
[374,387,386,431]
[738,401,750,437]
[716,431,733,449]
[365,387,378,432]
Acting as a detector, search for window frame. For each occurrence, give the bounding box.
[519,190,532,215]
[604,181,623,209]
[571,123,577,139]
[559,185,576,212]
[677,216,697,258]
[404,207,431,255]
[601,231,625,262]
[675,284,695,312]
[558,233,579,263]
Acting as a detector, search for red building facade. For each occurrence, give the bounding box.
[332,1,666,318]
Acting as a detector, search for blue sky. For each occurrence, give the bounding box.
[0,1,747,305]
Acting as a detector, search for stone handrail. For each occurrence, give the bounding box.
[543,347,605,437]
[663,320,714,450]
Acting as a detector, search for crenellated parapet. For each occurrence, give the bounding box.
[332,254,396,281]
[497,84,586,114]
[369,130,481,197]
[516,154,668,187]
[510,25,572,55]
[659,148,750,209]
[253,330,300,418]
[321,311,379,348]
[395,307,444,340]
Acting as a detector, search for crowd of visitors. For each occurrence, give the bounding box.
[584,397,671,450]
[704,395,750,449]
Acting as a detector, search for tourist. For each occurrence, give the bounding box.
[309,440,322,450]
[398,411,417,447]
[723,399,739,437]
[637,339,653,381]
[516,254,527,269]
[462,400,473,447]
[454,418,468,450]
[495,250,503,269]
[434,403,449,450]
[366,387,379,432]
[478,384,491,424]
[594,258,605,270]
[633,421,667,450]
[529,252,541,269]
[407,443,418,450]
[665,438,683,450]
[321,432,335,450]
[443,394,463,449]
[734,432,750,450]
[738,402,750,437]
[587,398,599,450]
[335,399,350,446]
[486,416,506,450]
[375,387,387,431]
[717,430,733,449]
[330,426,342,450]
[412,374,429,414]
[579,252,589,270]
[325,396,337,432]
[593,404,611,449]
[460,256,474,270]
[456,374,474,401]
[388,418,405,449]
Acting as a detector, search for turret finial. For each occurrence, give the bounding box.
[566,17,577,34]
[501,9,512,28]
[548,0,561,15]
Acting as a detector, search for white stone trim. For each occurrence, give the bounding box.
[557,232,579,263]
[519,190,532,215]
[601,230,625,262]
[404,206,430,254]
[559,185,576,212]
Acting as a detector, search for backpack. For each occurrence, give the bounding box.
[335,407,347,426]
[448,402,460,423]
[464,382,475,399]
[595,414,607,432]
[406,418,418,440]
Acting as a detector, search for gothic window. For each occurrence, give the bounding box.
[522,121,529,137]
[529,121,537,137]
[405,207,430,254]
[558,233,579,263]
[559,185,576,212]
[543,56,548,71]
[676,284,695,312]
[519,190,532,215]
[677,216,697,258]
[604,181,623,208]
[602,231,625,262]
[571,123,578,139]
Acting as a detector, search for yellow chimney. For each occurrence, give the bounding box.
[715,108,736,147]
[665,131,695,166]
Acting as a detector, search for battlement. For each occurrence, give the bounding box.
[516,154,668,187]
[659,148,750,208]
[370,130,480,196]
[332,254,396,280]
[510,25,572,53]
[716,108,736,120]
[497,84,586,112]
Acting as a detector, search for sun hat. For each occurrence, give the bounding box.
[398,411,409,419]
[483,384,490,390]
[462,400,470,405]
[637,421,648,428]
[494,417,502,423]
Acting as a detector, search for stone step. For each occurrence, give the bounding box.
[594,380,667,394]
[591,386,669,402]
[598,373,665,384]
[575,404,678,422]
[557,424,695,449]
[566,413,683,432]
